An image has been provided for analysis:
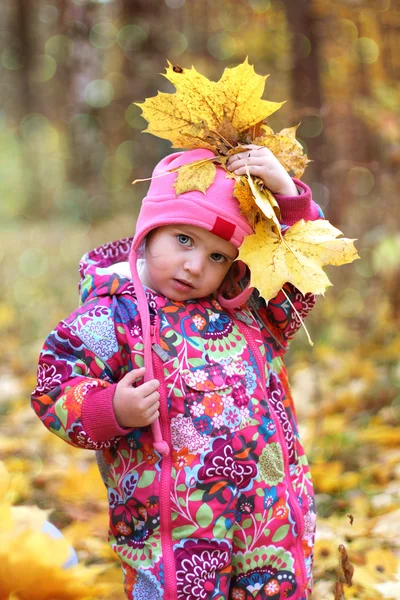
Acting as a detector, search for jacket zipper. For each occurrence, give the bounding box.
[151,319,177,600]
[235,317,308,593]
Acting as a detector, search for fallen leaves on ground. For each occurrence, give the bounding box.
[0,224,399,600]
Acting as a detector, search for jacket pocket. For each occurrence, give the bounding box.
[180,357,251,437]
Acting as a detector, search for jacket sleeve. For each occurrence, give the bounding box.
[251,179,324,352]
[31,301,133,450]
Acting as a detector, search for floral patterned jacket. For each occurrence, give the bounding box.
[32,185,322,600]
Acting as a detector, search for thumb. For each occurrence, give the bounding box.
[122,366,146,386]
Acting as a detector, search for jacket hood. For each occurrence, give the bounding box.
[78,237,135,304]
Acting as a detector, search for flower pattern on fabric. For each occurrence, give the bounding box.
[259,443,285,486]
[268,372,296,464]
[32,230,320,600]
[70,306,118,362]
[181,359,252,437]
[196,437,258,503]
[231,546,297,599]
[132,569,163,600]
[204,311,233,339]
[35,362,68,394]
[170,415,210,454]
[175,539,231,600]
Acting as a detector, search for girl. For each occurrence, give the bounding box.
[32,146,323,600]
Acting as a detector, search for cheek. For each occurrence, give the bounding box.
[148,255,172,274]
[204,265,230,289]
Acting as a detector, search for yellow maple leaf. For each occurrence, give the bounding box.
[171,157,217,195]
[239,219,360,301]
[255,124,310,178]
[136,58,283,149]
[245,164,281,229]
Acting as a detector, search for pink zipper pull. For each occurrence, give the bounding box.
[149,318,170,456]
[151,420,170,456]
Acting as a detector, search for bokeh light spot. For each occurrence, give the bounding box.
[328,57,348,83]
[101,156,132,189]
[19,248,48,278]
[54,183,88,218]
[125,104,147,130]
[247,0,271,13]
[376,0,391,10]
[38,157,66,189]
[372,235,400,274]
[38,4,59,24]
[347,167,374,196]
[294,33,311,58]
[45,35,70,61]
[84,79,114,108]
[337,288,364,318]
[89,22,117,49]
[354,249,375,279]
[218,4,248,32]
[117,25,147,52]
[334,19,358,43]
[299,115,323,138]
[2,46,23,71]
[352,38,379,64]
[207,33,237,60]
[154,30,187,56]
[20,114,59,154]
[310,182,329,209]
[116,141,136,169]
[69,112,101,132]
[165,0,186,7]
[30,55,57,83]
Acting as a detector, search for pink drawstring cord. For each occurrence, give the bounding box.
[129,246,170,457]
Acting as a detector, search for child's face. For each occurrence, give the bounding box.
[141,225,238,301]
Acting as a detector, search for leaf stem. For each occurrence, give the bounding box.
[281,287,314,346]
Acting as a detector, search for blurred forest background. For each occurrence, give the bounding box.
[0,0,399,598]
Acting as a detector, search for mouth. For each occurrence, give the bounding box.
[173,278,195,290]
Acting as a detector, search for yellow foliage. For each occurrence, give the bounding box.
[245,165,281,229]
[255,124,310,179]
[353,548,400,589]
[171,158,217,195]
[0,504,103,600]
[310,461,344,493]
[238,218,359,299]
[136,59,359,305]
[52,462,108,507]
[136,58,283,149]
[358,426,400,447]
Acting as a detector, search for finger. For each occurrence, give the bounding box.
[231,158,264,171]
[147,410,160,424]
[134,379,160,396]
[231,165,264,176]
[142,391,160,406]
[122,367,146,384]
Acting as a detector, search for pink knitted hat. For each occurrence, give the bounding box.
[130,149,253,254]
[129,149,253,456]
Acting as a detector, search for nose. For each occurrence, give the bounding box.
[184,251,205,276]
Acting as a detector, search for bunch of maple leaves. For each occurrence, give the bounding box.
[135,59,359,317]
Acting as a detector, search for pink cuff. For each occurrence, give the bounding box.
[81,384,133,443]
[274,178,320,226]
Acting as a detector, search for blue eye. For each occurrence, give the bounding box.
[210,253,225,263]
[177,234,192,246]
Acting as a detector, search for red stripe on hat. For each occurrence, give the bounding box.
[211,216,235,241]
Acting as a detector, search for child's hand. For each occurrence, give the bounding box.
[226,144,298,196]
[113,367,160,428]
